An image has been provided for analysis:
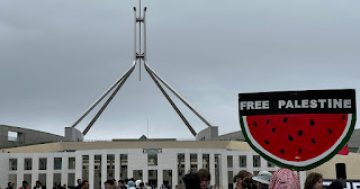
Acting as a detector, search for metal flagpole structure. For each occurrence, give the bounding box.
[69,0,214,137]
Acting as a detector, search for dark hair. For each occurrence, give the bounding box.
[182,172,200,189]
[328,180,344,189]
[118,180,124,183]
[82,180,89,186]
[242,176,257,189]
[304,172,323,189]
[236,170,252,181]
[22,181,29,186]
[197,169,211,181]
[105,180,115,185]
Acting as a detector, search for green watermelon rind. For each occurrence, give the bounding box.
[239,114,356,171]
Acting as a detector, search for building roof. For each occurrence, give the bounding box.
[1,140,253,153]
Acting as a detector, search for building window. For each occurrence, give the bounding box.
[68,173,75,187]
[202,154,209,170]
[8,131,18,142]
[133,170,143,180]
[9,159,17,171]
[24,174,31,185]
[82,155,89,181]
[190,154,197,171]
[148,154,158,166]
[39,158,47,170]
[227,156,233,168]
[68,157,75,169]
[9,174,17,189]
[163,170,172,189]
[94,155,102,189]
[54,157,62,170]
[148,170,158,187]
[120,154,128,180]
[53,173,61,187]
[107,154,115,179]
[253,155,261,168]
[38,174,46,187]
[24,158,32,170]
[228,171,234,189]
[177,153,185,185]
[239,155,247,168]
[214,154,220,187]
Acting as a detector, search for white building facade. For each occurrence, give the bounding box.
[0,141,278,189]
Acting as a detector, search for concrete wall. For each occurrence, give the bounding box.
[0,125,66,149]
[196,126,219,141]
[216,131,245,141]
[65,127,84,142]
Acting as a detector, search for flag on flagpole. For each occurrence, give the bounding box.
[338,144,349,155]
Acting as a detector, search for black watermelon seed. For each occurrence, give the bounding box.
[280,149,285,154]
[283,117,288,123]
[272,128,276,133]
[327,128,333,134]
[310,119,315,126]
[342,115,346,120]
[297,130,303,136]
[264,140,270,145]
[298,148,303,154]
[253,121,258,127]
[288,135,294,142]
[311,138,316,144]
[266,120,270,125]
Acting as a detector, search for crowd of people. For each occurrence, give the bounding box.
[3,168,347,189]
[183,168,346,189]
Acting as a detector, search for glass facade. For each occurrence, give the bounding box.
[190,154,197,171]
[239,155,247,168]
[82,155,89,181]
[68,157,76,170]
[202,154,209,170]
[9,159,17,171]
[148,154,158,166]
[253,155,261,168]
[227,156,233,168]
[94,155,102,189]
[39,174,46,187]
[107,154,115,179]
[148,170,158,188]
[53,173,61,187]
[163,170,172,189]
[39,158,47,170]
[120,154,128,179]
[177,153,185,185]
[54,157,62,170]
[24,158,32,170]
[133,170,143,180]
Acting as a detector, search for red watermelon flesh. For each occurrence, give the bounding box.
[244,113,349,162]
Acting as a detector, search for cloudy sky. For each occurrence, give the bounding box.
[1,0,359,140]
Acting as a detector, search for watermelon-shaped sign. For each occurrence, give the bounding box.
[239,89,356,170]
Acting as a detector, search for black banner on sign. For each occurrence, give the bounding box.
[239,89,356,116]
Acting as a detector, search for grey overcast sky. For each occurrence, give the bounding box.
[1,0,359,140]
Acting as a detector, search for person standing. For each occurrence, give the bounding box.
[252,171,272,189]
[198,169,211,189]
[235,171,252,189]
[304,173,323,189]
[33,181,46,189]
[269,169,300,189]
[81,180,89,189]
[19,181,30,189]
[6,182,15,189]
